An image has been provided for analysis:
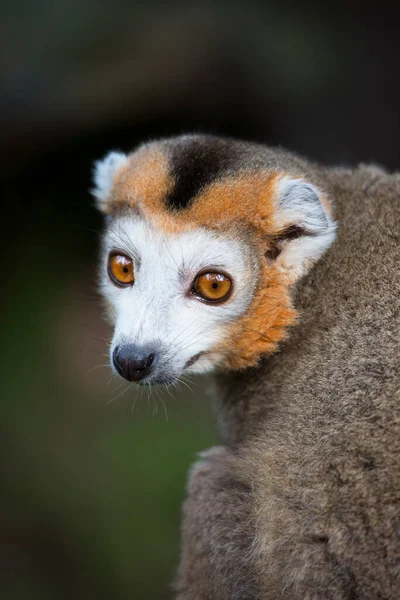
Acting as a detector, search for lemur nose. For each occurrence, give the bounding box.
[113,345,155,382]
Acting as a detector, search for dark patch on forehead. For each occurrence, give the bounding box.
[164,136,241,211]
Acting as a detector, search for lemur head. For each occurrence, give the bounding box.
[93,135,336,385]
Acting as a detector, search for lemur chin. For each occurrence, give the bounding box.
[92,134,336,385]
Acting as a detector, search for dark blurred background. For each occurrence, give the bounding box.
[1,2,399,598]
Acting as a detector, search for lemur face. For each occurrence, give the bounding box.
[93,135,336,385]
[101,215,258,384]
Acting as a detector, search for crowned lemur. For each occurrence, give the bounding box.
[92,135,400,599]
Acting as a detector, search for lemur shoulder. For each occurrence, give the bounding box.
[92,135,400,600]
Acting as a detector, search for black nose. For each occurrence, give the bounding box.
[112,345,155,382]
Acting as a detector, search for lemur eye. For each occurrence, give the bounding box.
[108,252,134,287]
[192,272,232,303]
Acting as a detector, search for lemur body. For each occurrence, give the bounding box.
[93,136,400,599]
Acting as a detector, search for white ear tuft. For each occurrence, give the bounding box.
[270,176,337,281]
[91,151,128,212]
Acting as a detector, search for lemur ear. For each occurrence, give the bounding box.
[91,151,128,212]
[266,176,336,281]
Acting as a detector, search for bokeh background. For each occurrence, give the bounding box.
[1,2,399,598]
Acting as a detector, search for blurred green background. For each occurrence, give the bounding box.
[1,2,399,598]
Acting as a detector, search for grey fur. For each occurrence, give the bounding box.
[175,160,400,599]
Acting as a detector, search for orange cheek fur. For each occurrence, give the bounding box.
[214,261,297,370]
[106,147,299,369]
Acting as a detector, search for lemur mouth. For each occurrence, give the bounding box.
[184,352,203,369]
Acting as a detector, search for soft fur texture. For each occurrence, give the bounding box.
[93,136,399,599]
[175,163,400,599]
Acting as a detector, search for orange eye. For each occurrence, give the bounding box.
[108,252,134,286]
[192,272,232,303]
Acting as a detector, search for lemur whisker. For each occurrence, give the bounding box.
[72,224,100,235]
[147,382,151,407]
[160,393,169,421]
[85,363,111,375]
[160,264,181,274]
[73,290,101,301]
[177,377,194,394]
[153,387,159,417]
[114,318,124,340]
[178,238,186,272]
[168,316,203,347]
[155,386,167,419]
[162,237,181,273]
[107,381,132,404]
[163,384,177,407]
[180,373,200,388]
[146,385,153,406]
[170,324,214,358]
[107,373,115,386]
[153,388,159,416]
[108,235,140,264]
[80,321,110,344]
[107,224,141,263]
[130,393,140,414]
[172,338,209,359]
[168,326,206,357]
